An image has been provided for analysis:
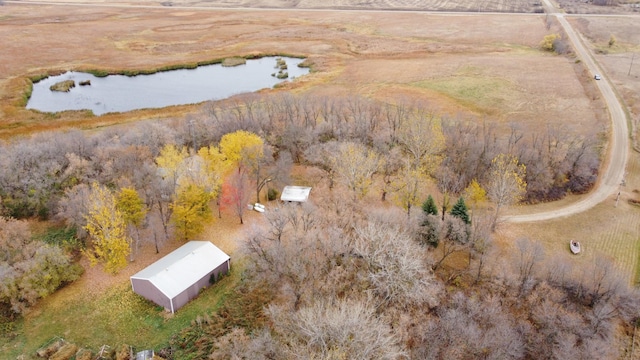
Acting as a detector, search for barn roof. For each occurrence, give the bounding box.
[280,186,312,202]
[130,241,229,299]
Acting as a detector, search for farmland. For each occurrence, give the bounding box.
[1,0,640,358]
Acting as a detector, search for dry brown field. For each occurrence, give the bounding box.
[555,0,640,14]
[1,2,639,281]
[569,15,640,149]
[8,0,543,12]
[0,3,603,138]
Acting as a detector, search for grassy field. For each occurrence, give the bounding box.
[1,208,254,358]
[2,263,239,358]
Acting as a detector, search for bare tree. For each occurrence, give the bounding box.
[487,153,526,231]
[430,216,469,272]
[55,184,91,240]
[303,141,339,189]
[396,108,444,171]
[352,221,441,308]
[243,207,348,309]
[210,328,281,360]
[266,300,407,360]
[467,214,494,283]
[512,237,545,297]
[331,141,381,200]
[413,292,525,360]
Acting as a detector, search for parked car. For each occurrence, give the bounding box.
[594,74,601,80]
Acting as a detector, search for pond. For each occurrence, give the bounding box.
[26,57,309,116]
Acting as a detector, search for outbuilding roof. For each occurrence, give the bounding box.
[280,186,312,202]
[130,241,230,299]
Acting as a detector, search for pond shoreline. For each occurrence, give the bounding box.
[25,55,312,116]
[29,53,310,83]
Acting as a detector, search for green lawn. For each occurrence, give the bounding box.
[2,267,240,359]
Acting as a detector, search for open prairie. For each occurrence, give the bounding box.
[6,0,544,12]
[0,2,604,138]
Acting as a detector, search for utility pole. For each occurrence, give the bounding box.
[628,53,635,77]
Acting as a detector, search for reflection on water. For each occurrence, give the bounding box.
[26,57,309,116]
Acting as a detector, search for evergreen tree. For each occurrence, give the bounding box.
[421,195,438,216]
[450,197,471,224]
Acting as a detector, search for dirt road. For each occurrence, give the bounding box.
[504,0,630,223]
[3,0,630,223]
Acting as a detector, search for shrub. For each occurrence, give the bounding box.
[540,33,560,52]
[40,226,82,252]
[267,188,279,201]
[419,214,442,248]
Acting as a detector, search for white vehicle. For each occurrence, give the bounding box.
[594,74,601,80]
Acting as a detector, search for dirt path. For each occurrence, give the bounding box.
[503,0,630,223]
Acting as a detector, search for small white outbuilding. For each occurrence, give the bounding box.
[280,186,312,203]
[130,241,230,313]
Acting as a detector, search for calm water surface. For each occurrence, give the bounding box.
[26,57,309,115]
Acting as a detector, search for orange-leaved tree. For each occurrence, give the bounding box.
[220,168,251,224]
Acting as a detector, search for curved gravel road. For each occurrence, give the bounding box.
[503,0,629,223]
[4,0,630,223]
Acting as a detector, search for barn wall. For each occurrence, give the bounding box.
[131,279,171,311]
[171,262,230,312]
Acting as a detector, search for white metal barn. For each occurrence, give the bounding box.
[280,186,312,202]
[130,241,230,313]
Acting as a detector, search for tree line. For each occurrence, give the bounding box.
[0,92,599,219]
[0,91,601,319]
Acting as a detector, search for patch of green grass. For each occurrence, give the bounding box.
[29,74,49,83]
[85,69,110,77]
[36,226,83,255]
[2,266,240,359]
[21,84,33,107]
[412,74,514,115]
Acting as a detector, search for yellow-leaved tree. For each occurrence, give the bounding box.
[197,145,230,191]
[392,161,429,217]
[219,130,264,166]
[540,33,560,52]
[487,154,526,231]
[116,187,147,261]
[219,130,267,204]
[197,145,230,218]
[156,144,190,189]
[463,179,487,216]
[171,183,213,241]
[84,182,130,274]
